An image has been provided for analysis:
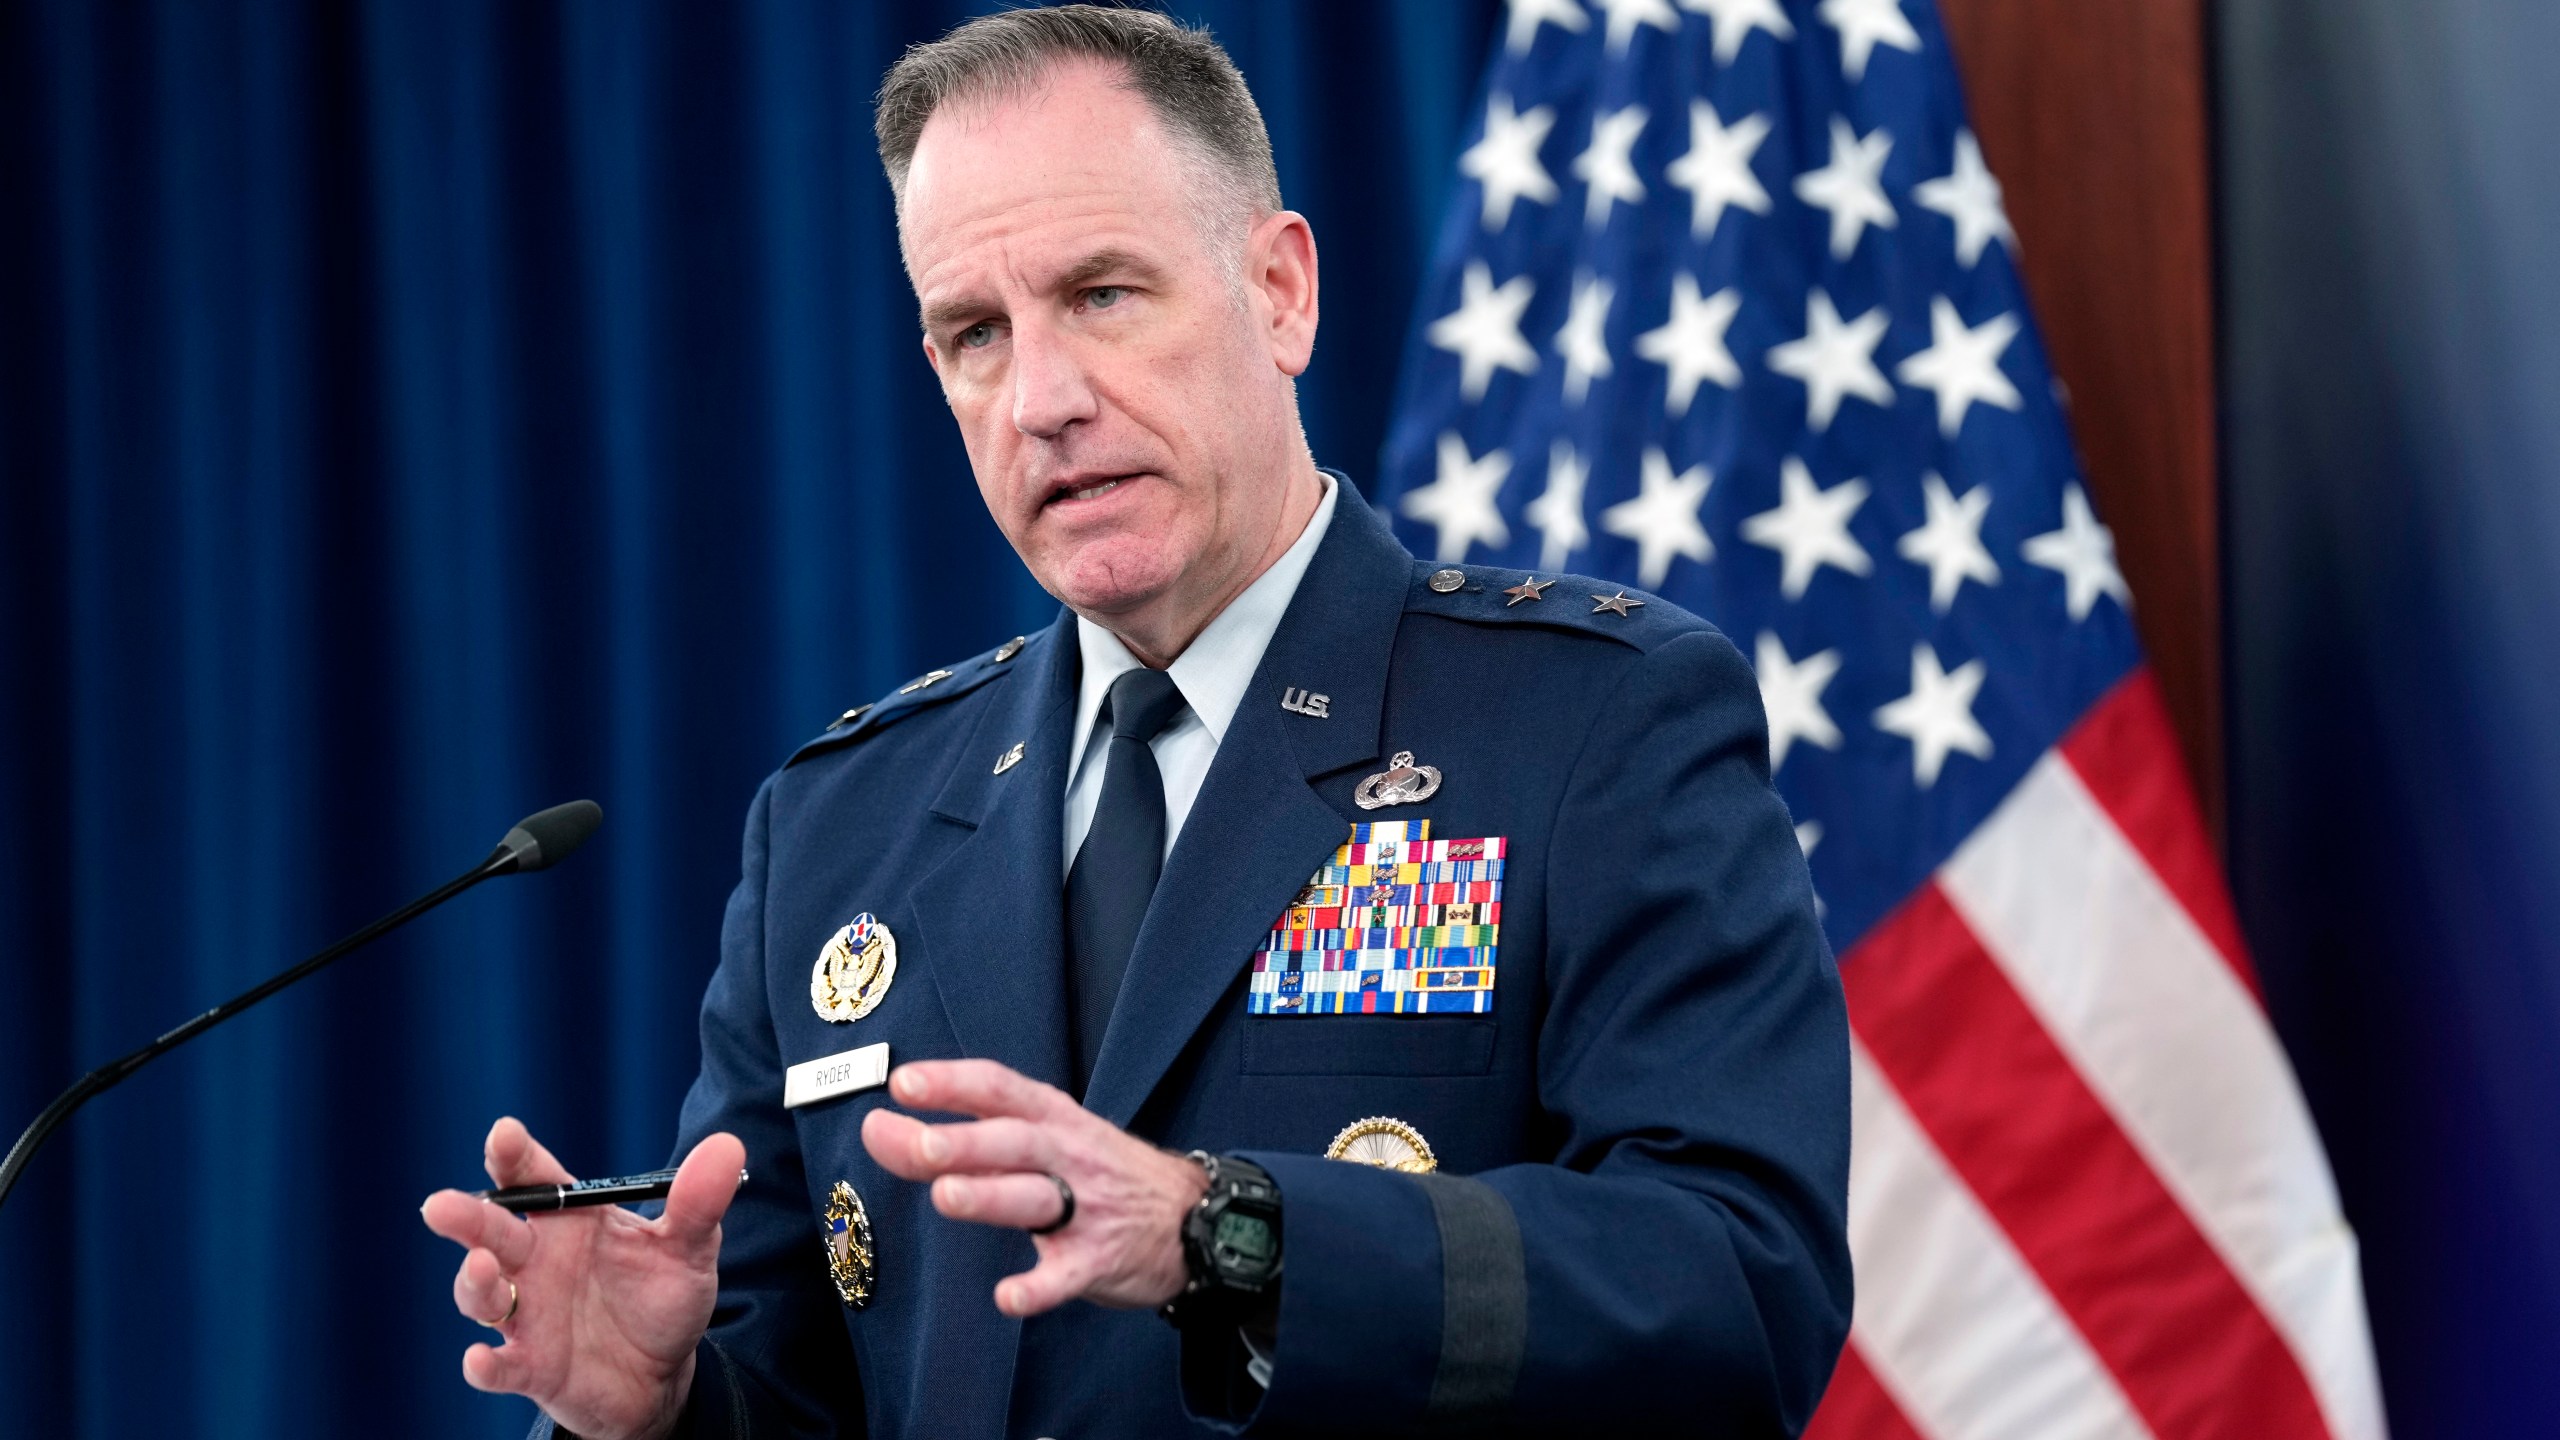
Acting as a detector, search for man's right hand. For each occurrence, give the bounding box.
[421,1118,745,1440]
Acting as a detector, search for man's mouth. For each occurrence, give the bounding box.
[1043,472,1142,509]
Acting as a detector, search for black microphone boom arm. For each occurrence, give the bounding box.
[0,799,601,1214]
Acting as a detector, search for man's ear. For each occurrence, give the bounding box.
[1249,210,1319,377]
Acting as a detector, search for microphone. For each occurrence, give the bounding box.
[0,800,604,1214]
[492,798,604,875]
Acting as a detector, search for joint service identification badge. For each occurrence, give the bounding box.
[811,914,898,1024]
[822,1180,877,1308]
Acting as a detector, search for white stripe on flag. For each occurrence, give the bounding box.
[1849,1040,2156,1440]
[1938,755,2388,1440]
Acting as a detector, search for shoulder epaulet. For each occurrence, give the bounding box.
[784,632,1035,769]
[1400,561,1710,653]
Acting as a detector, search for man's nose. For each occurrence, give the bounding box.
[1010,321,1098,439]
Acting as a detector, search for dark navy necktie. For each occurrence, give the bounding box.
[1065,666,1190,1096]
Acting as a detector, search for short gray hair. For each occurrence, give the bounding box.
[874,4,1283,231]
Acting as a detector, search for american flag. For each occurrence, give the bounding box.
[1372,2,2387,1436]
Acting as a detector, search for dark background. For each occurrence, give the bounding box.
[4,0,2557,1434]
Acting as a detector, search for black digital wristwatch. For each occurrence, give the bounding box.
[1162,1151,1282,1328]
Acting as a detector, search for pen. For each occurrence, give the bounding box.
[476,1167,748,1213]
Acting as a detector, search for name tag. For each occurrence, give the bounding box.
[784,1042,891,1108]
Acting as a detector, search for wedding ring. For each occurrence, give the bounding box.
[1028,1174,1076,1235]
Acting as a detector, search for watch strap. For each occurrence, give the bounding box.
[1163,1151,1283,1329]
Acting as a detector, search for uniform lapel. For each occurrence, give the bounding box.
[911,612,1080,1091]
[1082,483,1413,1127]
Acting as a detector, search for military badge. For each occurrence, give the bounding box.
[821,1180,877,1308]
[1249,821,1505,1015]
[811,914,898,1024]
[1354,750,1442,810]
[1326,1116,1438,1174]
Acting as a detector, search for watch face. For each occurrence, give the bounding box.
[1213,1210,1277,1269]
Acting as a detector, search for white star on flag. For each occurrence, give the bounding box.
[1574,105,1651,228]
[1678,0,1795,63]
[1428,259,1540,402]
[1554,272,1616,404]
[2023,482,2131,620]
[1401,432,1513,562]
[1743,457,1874,600]
[1594,0,1681,55]
[1819,0,1922,83]
[1765,288,1894,431]
[1897,471,2000,612]
[1915,130,2015,267]
[1527,438,1591,571]
[1753,630,1844,771]
[1896,296,2022,436]
[1503,0,1591,55]
[1793,116,1897,260]
[1634,272,1742,418]
[1874,641,1993,787]
[1600,447,1715,587]
[1461,94,1560,231]
[1665,100,1772,240]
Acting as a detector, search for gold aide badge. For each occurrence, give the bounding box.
[1325,1116,1438,1174]
[811,914,898,1024]
[821,1180,877,1309]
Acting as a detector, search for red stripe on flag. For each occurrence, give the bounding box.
[1844,884,2332,1440]
[2059,668,2258,994]
[1804,1339,1930,1440]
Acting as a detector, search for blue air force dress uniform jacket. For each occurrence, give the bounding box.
[646,477,1849,1438]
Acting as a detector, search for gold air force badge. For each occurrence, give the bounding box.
[811,913,898,1024]
[821,1180,877,1309]
[1325,1116,1439,1174]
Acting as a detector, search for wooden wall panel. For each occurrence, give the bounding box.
[1933,0,2225,841]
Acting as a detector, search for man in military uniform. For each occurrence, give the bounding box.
[422,8,1849,1436]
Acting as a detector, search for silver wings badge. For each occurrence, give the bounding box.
[1354,751,1443,810]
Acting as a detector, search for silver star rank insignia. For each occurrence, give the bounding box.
[1591,590,1645,617]
[1502,577,1553,606]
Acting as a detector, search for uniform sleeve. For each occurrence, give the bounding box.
[547,777,867,1439]
[1202,627,1853,1436]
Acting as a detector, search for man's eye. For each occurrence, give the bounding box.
[957,322,997,350]
[1086,286,1128,310]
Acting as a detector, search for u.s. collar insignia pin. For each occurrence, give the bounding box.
[1354,751,1442,810]
[822,1180,877,1308]
[811,914,897,1024]
[1326,1116,1438,1174]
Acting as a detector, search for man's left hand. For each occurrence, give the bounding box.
[861,1059,1207,1317]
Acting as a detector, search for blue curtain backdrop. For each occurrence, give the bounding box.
[2219,0,2560,1432]
[0,2,1498,1433]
